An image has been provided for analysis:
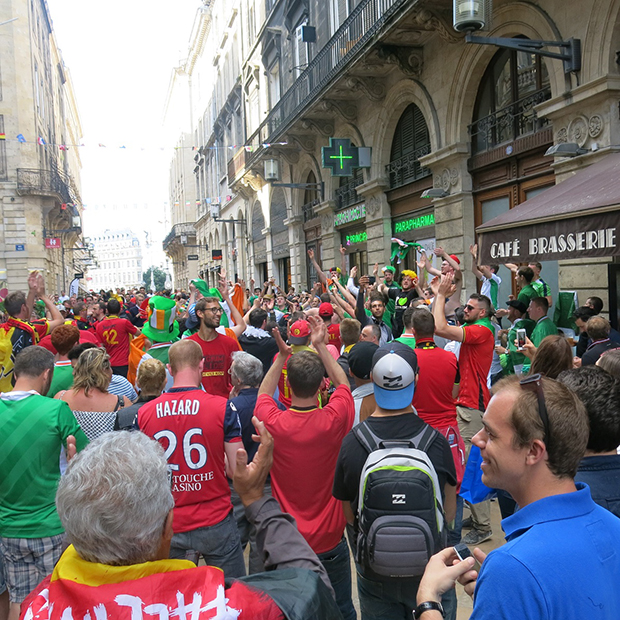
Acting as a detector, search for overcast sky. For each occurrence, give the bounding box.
[46,0,200,267]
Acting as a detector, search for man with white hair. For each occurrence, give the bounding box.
[20,428,339,620]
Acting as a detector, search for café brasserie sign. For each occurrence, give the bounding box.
[478,212,619,263]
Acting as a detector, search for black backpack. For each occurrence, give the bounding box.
[353,422,447,578]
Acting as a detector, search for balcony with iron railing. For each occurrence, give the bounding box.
[385,144,432,189]
[163,222,197,251]
[335,176,365,210]
[17,167,73,204]
[469,86,552,155]
[229,0,416,183]
[302,198,321,223]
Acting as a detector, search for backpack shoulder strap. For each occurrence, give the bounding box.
[410,423,439,453]
[352,421,382,454]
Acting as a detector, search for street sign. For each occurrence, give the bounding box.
[322,138,359,176]
[187,254,199,261]
[212,249,222,260]
[15,244,24,251]
[74,272,84,279]
[45,237,61,249]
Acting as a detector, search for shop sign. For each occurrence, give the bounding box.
[45,237,61,249]
[335,204,366,227]
[478,212,619,263]
[394,213,435,234]
[345,231,367,246]
[212,249,222,261]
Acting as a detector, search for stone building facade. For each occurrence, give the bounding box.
[87,229,143,292]
[168,0,620,323]
[0,0,84,294]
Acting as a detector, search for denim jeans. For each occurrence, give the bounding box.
[447,494,464,546]
[356,569,457,620]
[169,510,246,578]
[317,537,356,620]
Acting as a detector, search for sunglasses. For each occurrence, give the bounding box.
[464,304,479,311]
[519,373,551,446]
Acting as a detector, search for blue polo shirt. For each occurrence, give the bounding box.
[471,483,620,619]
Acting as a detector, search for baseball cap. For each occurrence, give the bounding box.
[348,341,379,380]
[319,302,334,318]
[371,342,418,410]
[506,299,528,314]
[449,254,461,265]
[289,319,310,344]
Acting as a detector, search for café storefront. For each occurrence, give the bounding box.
[477,153,620,328]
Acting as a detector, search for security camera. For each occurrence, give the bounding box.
[453,0,491,33]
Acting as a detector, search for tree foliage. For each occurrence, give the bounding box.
[142,266,167,292]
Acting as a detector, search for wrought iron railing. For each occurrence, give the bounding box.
[17,168,72,203]
[386,144,432,189]
[302,198,321,223]
[335,176,364,210]
[233,0,414,179]
[469,86,551,154]
[163,222,197,250]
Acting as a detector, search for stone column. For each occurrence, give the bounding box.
[284,214,304,290]
[314,199,338,269]
[419,143,476,299]
[355,177,391,269]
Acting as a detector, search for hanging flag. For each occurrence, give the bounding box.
[61,204,67,210]
[17,134,26,143]
[206,198,211,204]
[390,237,423,265]
[37,136,46,145]
[0,134,5,140]
[245,145,253,152]
[59,144,67,151]
[226,195,232,201]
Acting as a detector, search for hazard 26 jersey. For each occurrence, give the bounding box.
[137,387,242,532]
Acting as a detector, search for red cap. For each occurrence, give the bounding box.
[449,254,460,265]
[319,302,334,317]
[289,320,311,344]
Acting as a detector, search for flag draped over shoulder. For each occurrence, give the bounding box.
[127,333,148,386]
[21,545,283,620]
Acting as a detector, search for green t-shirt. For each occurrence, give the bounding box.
[500,318,535,375]
[0,393,89,538]
[517,283,538,308]
[394,335,416,349]
[522,317,559,373]
[47,362,74,398]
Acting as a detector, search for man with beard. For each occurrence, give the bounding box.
[0,346,88,620]
[188,297,241,398]
[379,270,420,338]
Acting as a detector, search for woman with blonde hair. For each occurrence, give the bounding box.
[55,347,131,440]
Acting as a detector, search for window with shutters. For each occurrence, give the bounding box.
[268,61,281,108]
[293,22,308,78]
[470,42,551,154]
[386,104,431,189]
[329,0,349,36]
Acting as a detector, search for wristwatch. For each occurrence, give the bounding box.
[413,601,445,619]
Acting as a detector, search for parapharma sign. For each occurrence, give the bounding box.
[478,211,618,263]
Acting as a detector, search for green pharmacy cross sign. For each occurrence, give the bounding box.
[322,138,359,177]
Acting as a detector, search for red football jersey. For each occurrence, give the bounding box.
[95,316,137,366]
[137,387,241,532]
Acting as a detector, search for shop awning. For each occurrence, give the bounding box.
[477,153,620,264]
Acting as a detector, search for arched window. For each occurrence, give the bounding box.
[387,104,431,189]
[471,43,551,153]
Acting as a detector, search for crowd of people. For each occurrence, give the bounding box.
[1,246,620,620]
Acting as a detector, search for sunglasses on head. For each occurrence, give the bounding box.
[519,373,551,446]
